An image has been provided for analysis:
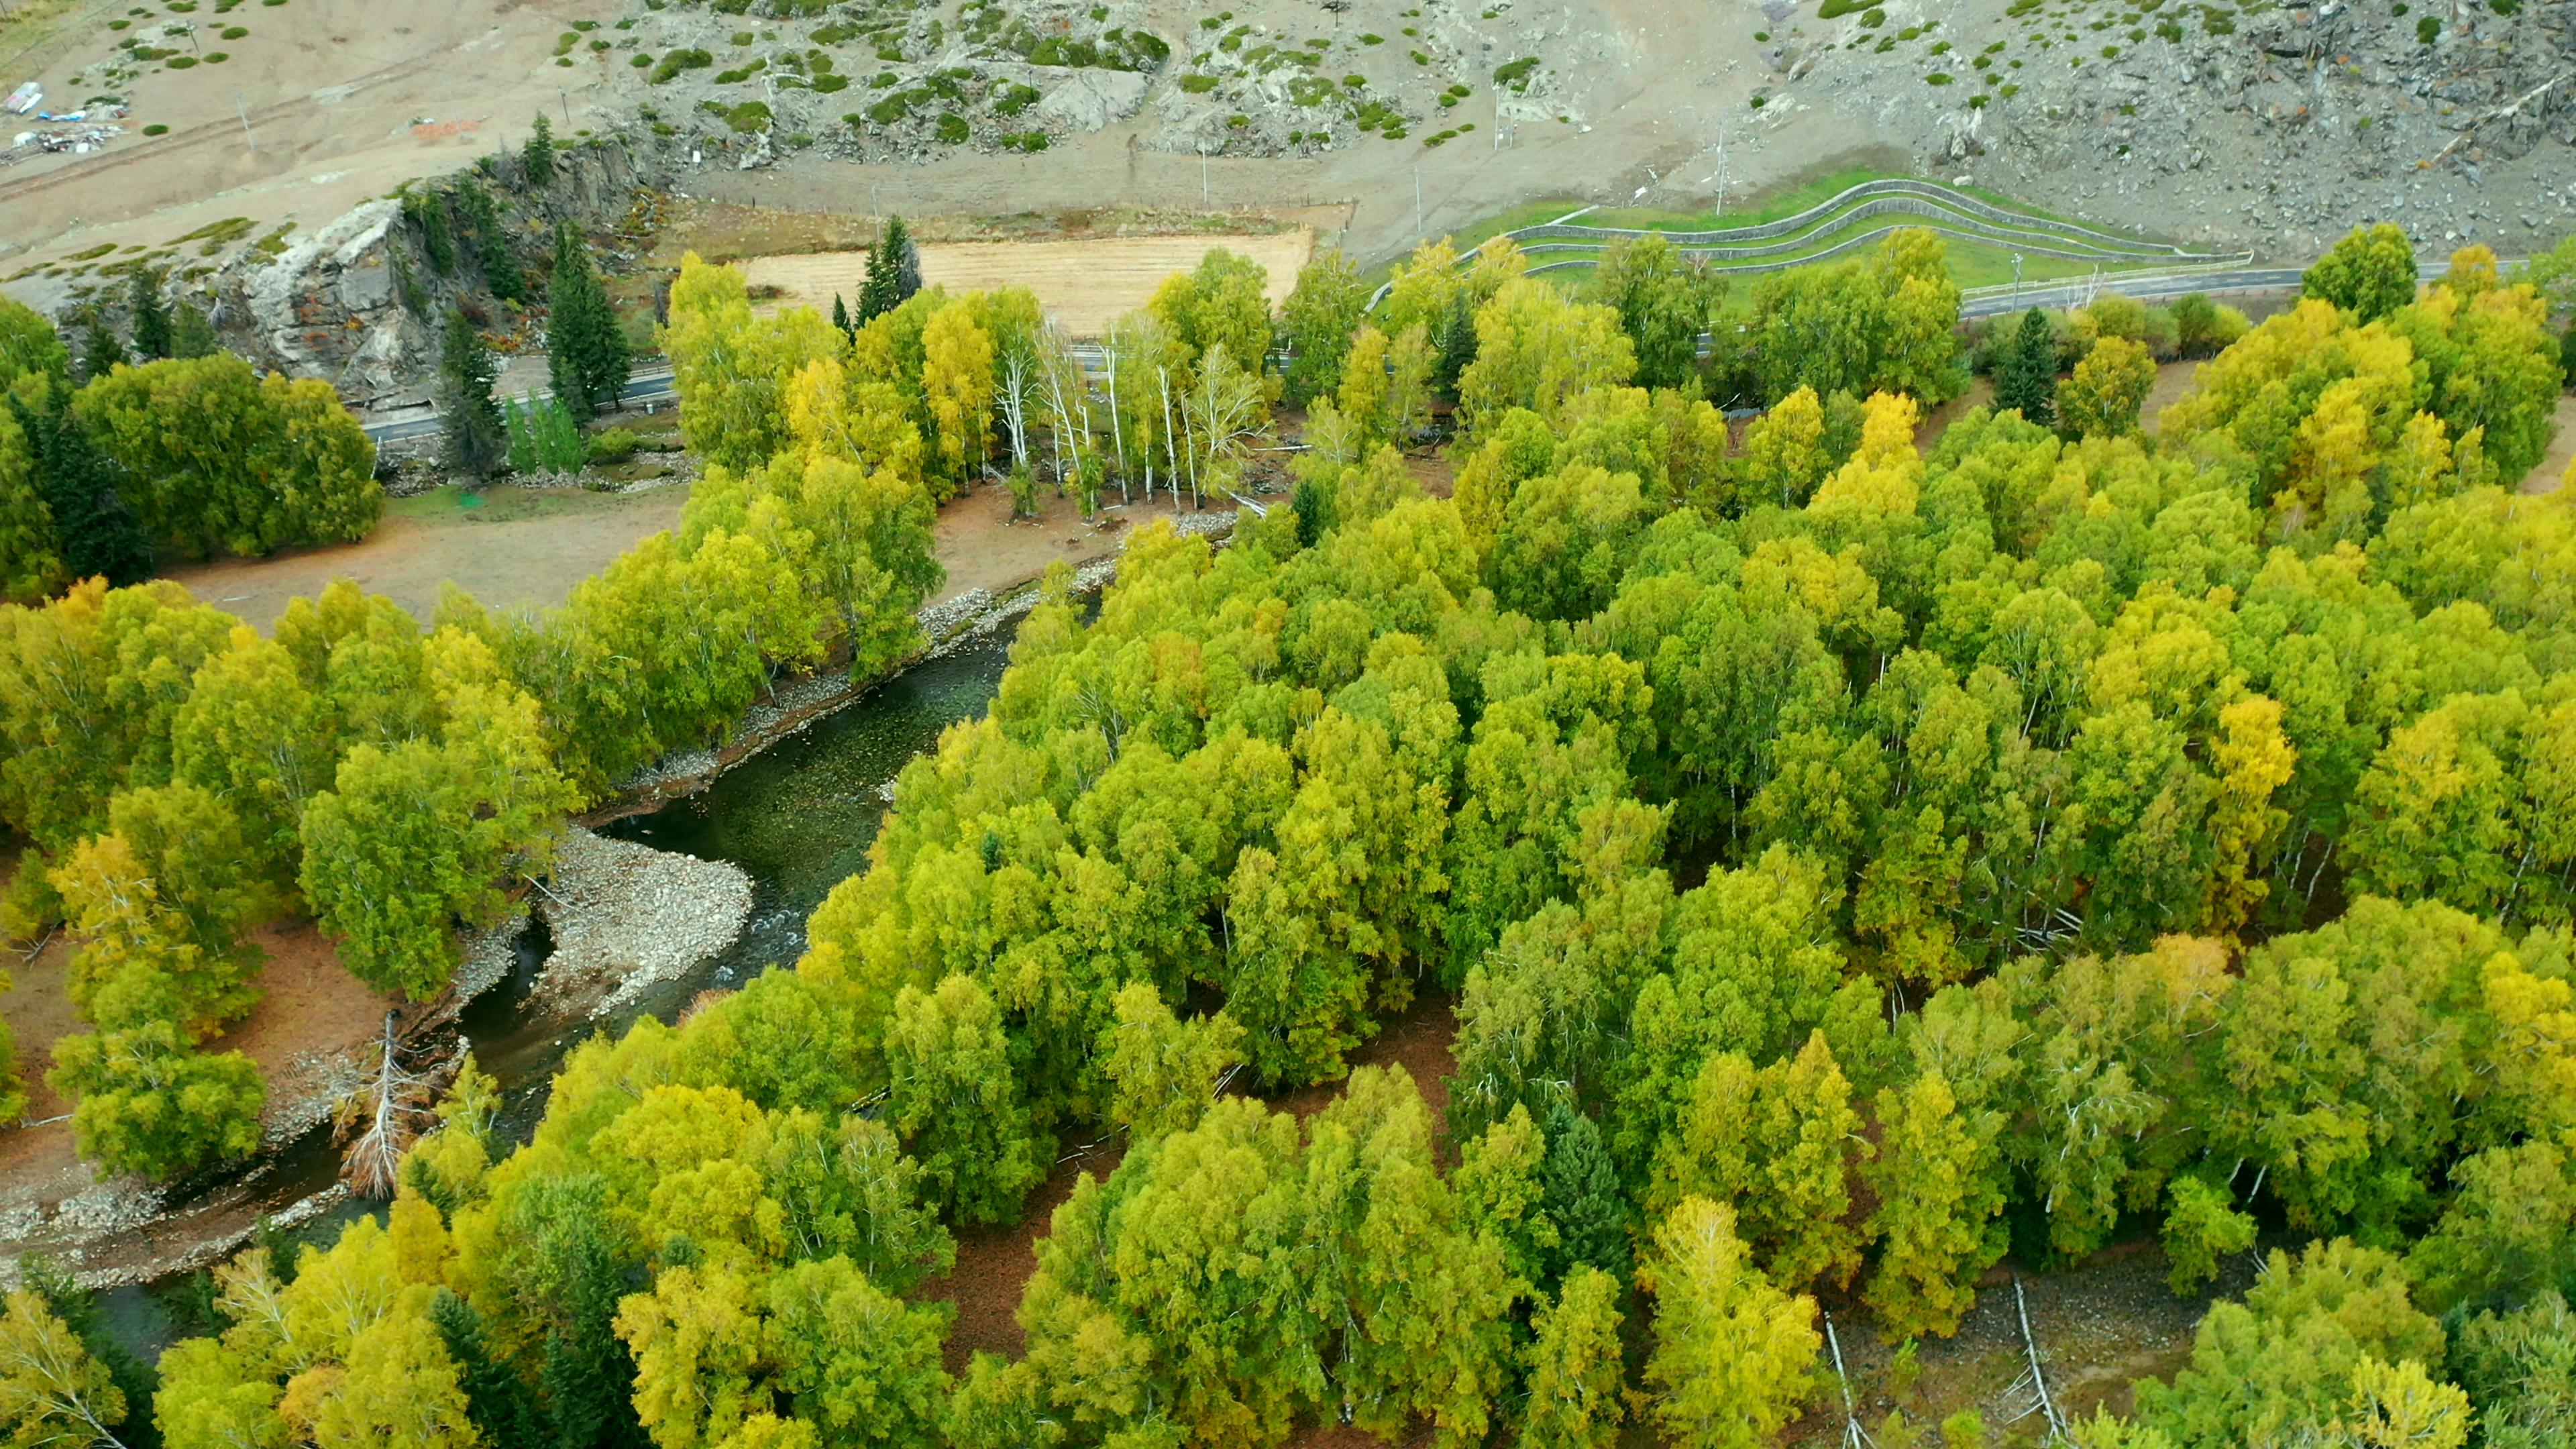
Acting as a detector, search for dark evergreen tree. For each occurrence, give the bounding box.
[858,215,919,323]
[1434,287,1478,400]
[1994,307,2057,427]
[433,1288,545,1449]
[533,1189,649,1449]
[546,221,631,423]
[2561,319,2575,386]
[832,291,853,339]
[523,113,557,187]
[129,268,172,361]
[77,310,127,382]
[9,383,154,585]
[456,179,526,303]
[439,309,510,478]
[1541,1097,1630,1290]
[170,299,221,359]
[1291,476,1330,549]
[407,191,459,277]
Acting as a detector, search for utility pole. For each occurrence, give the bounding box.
[558,88,572,126]
[1201,153,1210,209]
[234,89,256,150]
[1413,166,1423,241]
[1716,124,1729,215]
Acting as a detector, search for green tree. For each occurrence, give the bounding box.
[1638,1196,1820,1449]
[0,1289,130,1449]
[523,113,557,186]
[73,355,378,556]
[47,1018,265,1179]
[2057,335,2156,439]
[0,398,67,605]
[0,296,70,388]
[77,311,127,384]
[857,217,919,324]
[1993,309,2058,426]
[2304,224,2419,322]
[1860,1070,2006,1340]
[2454,1291,2576,1449]
[429,1289,543,1449]
[1098,981,1245,1139]
[2135,1239,2445,1449]
[1279,246,1366,406]
[1515,1265,1626,1449]
[8,385,152,588]
[765,1255,952,1449]
[1541,1099,1630,1288]
[547,221,632,423]
[1595,232,1722,390]
[128,269,172,362]
[170,299,221,360]
[883,974,1044,1224]
[453,179,525,303]
[439,310,508,478]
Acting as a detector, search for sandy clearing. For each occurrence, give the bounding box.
[737,230,1316,337]
[161,483,693,631]
[2521,393,2575,494]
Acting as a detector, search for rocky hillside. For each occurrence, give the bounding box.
[1797,0,2575,258]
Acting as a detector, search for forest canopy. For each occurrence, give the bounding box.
[5,222,2574,1449]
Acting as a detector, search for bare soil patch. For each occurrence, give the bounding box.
[739,231,1316,338]
[2522,393,2576,494]
[1,920,397,1277]
[160,483,691,631]
[920,1138,1126,1376]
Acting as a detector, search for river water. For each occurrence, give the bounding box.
[95,625,1018,1361]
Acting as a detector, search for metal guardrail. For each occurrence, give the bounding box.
[1364,178,2242,311]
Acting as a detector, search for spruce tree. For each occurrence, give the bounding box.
[535,1199,648,1449]
[523,113,557,187]
[76,311,127,382]
[456,180,525,304]
[1542,1098,1631,1289]
[1994,307,2057,427]
[858,215,919,323]
[1435,287,1479,399]
[433,1289,545,1448]
[832,292,853,339]
[9,383,153,585]
[546,221,630,422]
[439,309,509,478]
[170,299,221,359]
[128,268,172,361]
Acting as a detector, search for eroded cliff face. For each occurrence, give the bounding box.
[204,136,663,405]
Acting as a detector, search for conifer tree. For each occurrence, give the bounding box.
[545,221,630,422]
[455,180,525,304]
[832,292,853,339]
[1517,1265,1627,1449]
[523,113,556,187]
[432,1289,544,1449]
[1994,308,2057,427]
[438,309,508,478]
[7,384,153,586]
[127,269,171,362]
[1542,1098,1630,1289]
[76,311,126,384]
[169,299,220,360]
[858,216,919,323]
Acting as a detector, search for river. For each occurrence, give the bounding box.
[93,624,1019,1365]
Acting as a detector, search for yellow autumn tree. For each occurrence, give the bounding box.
[919,299,996,499]
[2205,695,2298,934]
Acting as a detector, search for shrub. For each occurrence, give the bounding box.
[999,129,1050,152]
[936,111,969,142]
[585,427,641,464]
[1179,72,1219,92]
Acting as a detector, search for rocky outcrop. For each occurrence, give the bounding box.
[193,135,668,405]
